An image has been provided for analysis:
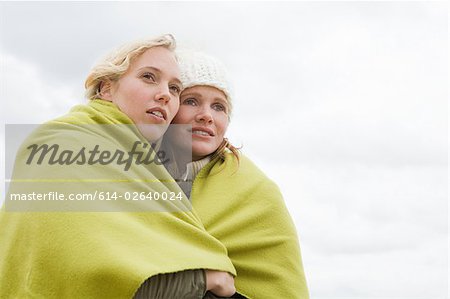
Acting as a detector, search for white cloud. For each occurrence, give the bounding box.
[274,163,447,298]
[0,53,82,124]
[0,52,81,205]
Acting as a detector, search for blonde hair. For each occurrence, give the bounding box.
[211,138,240,165]
[84,34,176,100]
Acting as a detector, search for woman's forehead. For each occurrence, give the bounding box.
[182,85,227,100]
[131,47,180,77]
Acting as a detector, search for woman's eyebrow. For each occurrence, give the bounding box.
[138,66,161,73]
[214,97,227,104]
[181,92,202,98]
[172,77,182,86]
[138,66,182,85]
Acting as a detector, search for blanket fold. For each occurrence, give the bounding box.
[192,154,309,299]
[0,99,236,298]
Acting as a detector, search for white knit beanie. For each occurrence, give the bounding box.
[176,50,233,114]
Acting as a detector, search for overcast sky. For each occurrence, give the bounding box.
[0,2,448,298]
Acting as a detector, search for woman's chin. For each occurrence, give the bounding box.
[136,124,167,142]
[192,147,215,161]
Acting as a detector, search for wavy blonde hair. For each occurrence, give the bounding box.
[210,138,240,164]
[84,34,176,100]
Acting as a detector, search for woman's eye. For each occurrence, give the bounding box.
[183,98,197,106]
[142,72,156,81]
[169,85,181,95]
[212,103,226,112]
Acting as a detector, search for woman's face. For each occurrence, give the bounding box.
[171,85,229,161]
[102,46,182,140]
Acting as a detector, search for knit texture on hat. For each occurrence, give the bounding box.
[176,50,233,113]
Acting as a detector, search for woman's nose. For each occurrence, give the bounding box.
[154,85,170,103]
[195,108,213,124]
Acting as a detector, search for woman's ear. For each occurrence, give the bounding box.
[99,80,114,102]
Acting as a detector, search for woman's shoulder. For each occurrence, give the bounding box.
[224,151,262,170]
[47,99,132,126]
[218,152,277,184]
[210,153,286,205]
[17,100,140,156]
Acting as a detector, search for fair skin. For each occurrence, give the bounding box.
[101,46,182,141]
[101,51,234,295]
[171,85,234,296]
[205,270,236,296]
[171,85,230,161]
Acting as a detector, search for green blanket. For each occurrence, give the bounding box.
[0,100,235,298]
[192,154,309,299]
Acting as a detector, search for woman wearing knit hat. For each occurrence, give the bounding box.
[163,50,310,298]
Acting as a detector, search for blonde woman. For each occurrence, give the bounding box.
[0,35,237,298]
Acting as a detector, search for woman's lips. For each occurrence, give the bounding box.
[146,107,167,121]
[190,127,215,137]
